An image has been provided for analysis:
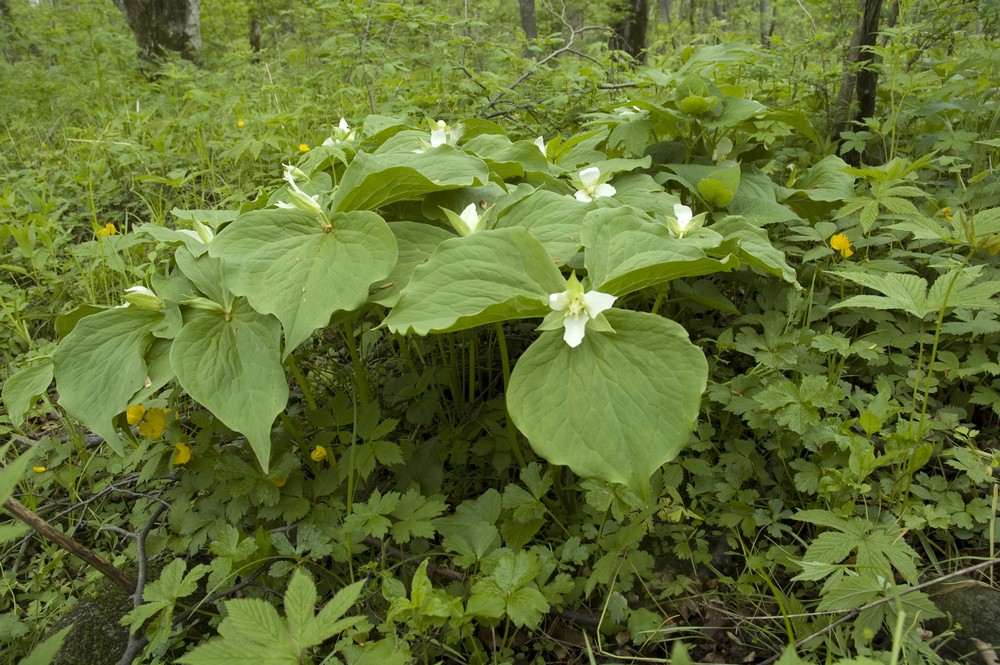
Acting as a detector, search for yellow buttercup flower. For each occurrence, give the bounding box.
[937,207,954,222]
[97,223,117,237]
[830,233,854,259]
[299,143,310,152]
[273,477,287,487]
[237,120,245,128]
[32,466,46,473]
[138,408,169,440]
[310,445,327,462]
[172,442,191,465]
[126,404,146,425]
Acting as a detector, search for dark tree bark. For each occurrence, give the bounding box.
[111,0,201,61]
[517,0,537,40]
[759,0,776,46]
[833,0,884,166]
[610,0,649,62]
[250,18,261,52]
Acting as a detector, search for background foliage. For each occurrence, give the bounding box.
[2,0,1000,663]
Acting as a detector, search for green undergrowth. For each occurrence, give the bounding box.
[3,1,1000,664]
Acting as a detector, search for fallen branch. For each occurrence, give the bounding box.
[4,497,136,594]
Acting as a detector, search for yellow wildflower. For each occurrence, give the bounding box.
[310,445,327,462]
[237,120,245,128]
[138,408,169,440]
[32,466,46,473]
[97,223,117,237]
[830,233,854,259]
[273,477,287,487]
[299,143,310,152]
[172,442,192,465]
[937,207,954,222]
[126,404,146,425]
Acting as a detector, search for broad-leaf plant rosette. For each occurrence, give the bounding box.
[43,112,797,499]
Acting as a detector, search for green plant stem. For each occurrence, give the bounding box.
[341,322,369,406]
[494,323,526,468]
[284,354,317,412]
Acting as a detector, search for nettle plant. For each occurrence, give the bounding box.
[35,84,800,498]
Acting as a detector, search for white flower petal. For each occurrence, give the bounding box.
[459,203,480,234]
[674,204,692,226]
[338,117,350,131]
[549,291,571,311]
[534,136,546,154]
[562,314,588,347]
[579,167,601,187]
[582,290,616,318]
[430,129,447,147]
[574,190,593,203]
[593,183,616,199]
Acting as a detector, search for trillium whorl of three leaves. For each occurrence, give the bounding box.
[508,309,708,499]
[581,207,739,296]
[209,208,397,355]
[383,227,565,336]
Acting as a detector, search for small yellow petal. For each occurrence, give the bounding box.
[830,233,854,258]
[126,404,146,425]
[299,143,310,152]
[139,408,169,440]
[172,442,191,465]
[97,223,117,237]
[237,120,245,127]
[32,466,46,473]
[310,445,327,462]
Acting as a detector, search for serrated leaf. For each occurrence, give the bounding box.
[508,309,706,499]
[171,301,288,471]
[284,569,316,649]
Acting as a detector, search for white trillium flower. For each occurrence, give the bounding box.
[280,163,324,217]
[534,136,547,156]
[458,203,480,235]
[574,167,616,203]
[322,117,357,146]
[429,120,463,148]
[666,203,706,238]
[123,285,164,310]
[177,218,214,244]
[547,274,616,348]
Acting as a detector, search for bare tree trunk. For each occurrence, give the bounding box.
[833,0,883,164]
[611,0,648,62]
[111,0,201,61]
[658,0,672,23]
[759,0,776,46]
[518,0,537,39]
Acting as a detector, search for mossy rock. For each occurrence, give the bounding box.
[48,578,132,665]
[928,580,1000,656]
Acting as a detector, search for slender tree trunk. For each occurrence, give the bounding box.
[833,0,883,165]
[111,0,201,60]
[611,0,648,62]
[658,0,672,23]
[517,0,537,40]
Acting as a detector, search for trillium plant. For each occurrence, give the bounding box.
[37,113,797,499]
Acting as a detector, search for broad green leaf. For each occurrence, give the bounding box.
[331,148,489,212]
[136,223,212,257]
[728,168,801,225]
[171,301,288,471]
[508,309,707,499]
[696,163,740,207]
[582,208,738,296]
[610,173,682,215]
[781,155,855,203]
[711,216,798,285]
[211,208,397,354]
[369,222,453,307]
[463,134,549,179]
[492,190,589,266]
[2,360,53,429]
[53,307,164,453]
[174,245,229,306]
[383,228,565,336]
